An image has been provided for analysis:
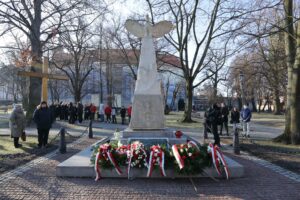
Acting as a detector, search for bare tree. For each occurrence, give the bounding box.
[145,0,262,122]
[52,17,96,102]
[0,0,103,120]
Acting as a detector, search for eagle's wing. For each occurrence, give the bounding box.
[125,20,145,38]
[152,21,173,38]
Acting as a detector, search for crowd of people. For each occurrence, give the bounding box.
[205,102,252,147]
[46,102,133,125]
[9,99,251,149]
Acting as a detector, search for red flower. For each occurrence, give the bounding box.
[175,131,183,138]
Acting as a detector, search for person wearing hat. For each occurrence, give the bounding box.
[9,104,26,148]
[33,101,54,148]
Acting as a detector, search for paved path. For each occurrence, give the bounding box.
[1,112,284,140]
[0,134,299,199]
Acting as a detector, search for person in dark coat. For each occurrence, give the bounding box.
[120,106,126,125]
[84,104,90,120]
[59,102,64,120]
[63,103,69,121]
[49,103,56,122]
[77,102,83,123]
[68,102,76,124]
[55,103,61,119]
[33,101,54,148]
[206,103,220,147]
[220,102,229,136]
[230,107,240,133]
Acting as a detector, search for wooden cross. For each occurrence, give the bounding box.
[18,57,69,101]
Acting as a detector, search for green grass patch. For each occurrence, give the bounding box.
[251,113,285,129]
[0,118,9,128]
[0,134,79,174]
[0,136,39,155]
[165,111,202,130]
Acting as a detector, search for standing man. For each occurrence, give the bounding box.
[77,102,83,123]
[220,102,229,136]
[206,103,220,147]
[120,106,126,125]
[59,102,64,120]
[230,107,240,132]
[33,101,54,148]
[68,102,76,124]
[84,104,90,120]
[240,103,252,137]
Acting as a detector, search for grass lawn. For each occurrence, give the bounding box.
[165,111,202,130]
[0,118,8,128]
[251,112,285,128]
[0,134,78,174]
[0,136,38,155]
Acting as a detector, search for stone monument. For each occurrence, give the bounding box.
[56,16,244,179]
[125,16,173,130]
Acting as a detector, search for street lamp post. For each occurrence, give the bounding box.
[239,70,246,106]
[232,71,246,155]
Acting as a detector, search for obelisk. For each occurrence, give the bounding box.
[125,16,173,130]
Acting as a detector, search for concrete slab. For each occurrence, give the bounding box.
[56,139,244,179]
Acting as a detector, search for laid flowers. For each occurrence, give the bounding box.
[91,140,230,180]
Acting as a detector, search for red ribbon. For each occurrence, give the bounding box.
[147,145,166,177]
[207,143,230,179]
[172,144,184,170]
[94,144,123,181]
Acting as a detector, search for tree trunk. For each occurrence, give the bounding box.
[273,88,281,115]
[280,0,295,142]
[182,79,194,122]
[238,97,242,111]
[27,51,42,122]
[26,0,43,122]
[290,23,300,144]
[74,90,81,103]
[262,98,268,112]
[251,97,257,112]
[258,99,262,113]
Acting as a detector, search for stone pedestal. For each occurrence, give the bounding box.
[129,95,165,130]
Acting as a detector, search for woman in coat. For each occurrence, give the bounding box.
[33,101,54,148]
[9,104,26,148]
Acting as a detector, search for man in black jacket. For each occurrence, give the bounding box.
[33,101,54,148]
[77,102,83,123]
[68,102,76,124]
[206,103,220,146]
[220,102,229,136]
[120,106,126,125]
